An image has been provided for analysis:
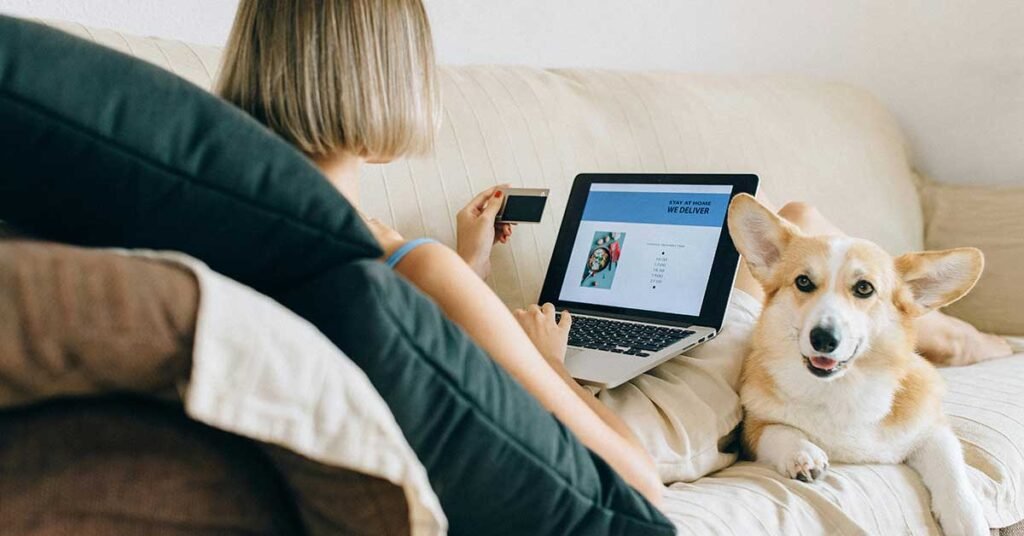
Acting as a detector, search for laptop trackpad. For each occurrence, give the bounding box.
[566,347,587,359]
[565,348,638,388]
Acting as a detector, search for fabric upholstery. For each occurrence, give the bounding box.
[1003,519,1024,536]
[942,356,1024,528]
[169,251,442,534]
[1,17,671,535]
[264,446,412,536]
[656,353,1024,534]
[0,397,305,536]
[922,180,1024,335]
[0,240,422,534]
[386,68,924,310]
[0,239,196,406]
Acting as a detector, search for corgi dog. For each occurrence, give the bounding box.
[727,194,988,536]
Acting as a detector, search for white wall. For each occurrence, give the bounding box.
[2,0,1022,185]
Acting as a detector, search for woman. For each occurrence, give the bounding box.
[217,0,664,505]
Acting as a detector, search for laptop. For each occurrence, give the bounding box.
[539,173,759,388]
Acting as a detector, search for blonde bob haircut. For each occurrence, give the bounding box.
[218,0,441,160]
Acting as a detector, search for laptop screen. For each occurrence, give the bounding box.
[555,183,733,317]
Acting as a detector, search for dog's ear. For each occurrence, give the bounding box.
[894,247,984,316]
[727,194,800,283]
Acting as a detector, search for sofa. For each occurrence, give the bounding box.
[5,19,1024,535]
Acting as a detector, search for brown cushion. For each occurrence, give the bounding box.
[0,397,304,536]
[0,398,413,536]
[1003,519,1024,536]
[263,446,411,536]
[0,240,411,534]
[0,239,197,405]
[922,182,1024,335]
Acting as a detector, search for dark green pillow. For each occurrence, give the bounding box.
[0,16,674,535]
[278,260,673,535]
[0,16,379,288]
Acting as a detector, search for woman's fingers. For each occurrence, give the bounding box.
[464,186,498,213]
[481,191,503,222]
[464,183,511,214]
[494,223,513,245]
[519,304,567,330]
[557,310,572,331]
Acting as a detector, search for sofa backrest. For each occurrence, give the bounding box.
[50,20,924,310]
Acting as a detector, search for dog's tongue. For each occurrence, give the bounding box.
[810,356,839,370]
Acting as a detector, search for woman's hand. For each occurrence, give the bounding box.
[363,216,406,259]
[457,185,514,279]
[514,304,572,369]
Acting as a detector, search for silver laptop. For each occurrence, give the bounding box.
[539,173,758,389]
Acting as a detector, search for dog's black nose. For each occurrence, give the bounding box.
[810,326,839,354]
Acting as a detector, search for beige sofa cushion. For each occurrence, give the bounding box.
[374,68,925,309]
[923,181,1024,335]
[942,356,1024,528]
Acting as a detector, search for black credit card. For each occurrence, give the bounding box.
[497,188,549,223]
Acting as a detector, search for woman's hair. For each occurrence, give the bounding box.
[217,0,440,160]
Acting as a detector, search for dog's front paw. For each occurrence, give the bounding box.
[776,442,829,483]
[934,490,987,536]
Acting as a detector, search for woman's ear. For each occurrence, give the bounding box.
[894,247,984,316]
[727,194,800,283]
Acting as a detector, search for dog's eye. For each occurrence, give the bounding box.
[795,275,816,292]
[853,280,875,298]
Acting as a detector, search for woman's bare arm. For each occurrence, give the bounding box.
[393,243,663,506]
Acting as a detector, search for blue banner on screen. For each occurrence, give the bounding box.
[559,183,732,317]
[581,192,730,227]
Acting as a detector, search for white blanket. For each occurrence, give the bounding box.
[660,351,1024,534]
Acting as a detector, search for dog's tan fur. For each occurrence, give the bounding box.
[728,194,988,535]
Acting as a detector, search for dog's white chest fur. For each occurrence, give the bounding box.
[745,366,930,464]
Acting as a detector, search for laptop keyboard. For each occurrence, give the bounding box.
[560,314,694,358]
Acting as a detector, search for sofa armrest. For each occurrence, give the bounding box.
[922,180,1024,336]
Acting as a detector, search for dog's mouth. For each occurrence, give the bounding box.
[803,355,848,378]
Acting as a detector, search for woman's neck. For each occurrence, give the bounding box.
[314,151,364,207]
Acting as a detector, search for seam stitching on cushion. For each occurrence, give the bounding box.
[373,277,670,531]
[446,69,530,305]
[490,69,561,272]
[152,40,178,74]
[0,89,376,256]
[477,69,550,304]
[404,159,429,239]
[182,42,214,83]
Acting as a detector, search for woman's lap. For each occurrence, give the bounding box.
[595,289,762,483]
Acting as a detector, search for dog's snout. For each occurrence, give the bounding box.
[810,326,840,354]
